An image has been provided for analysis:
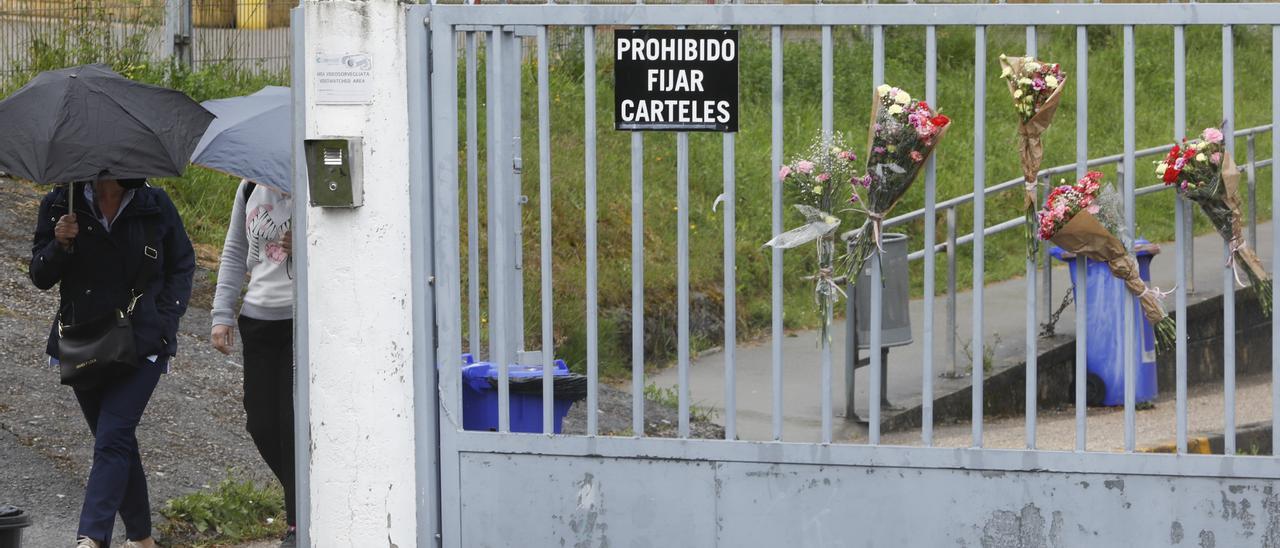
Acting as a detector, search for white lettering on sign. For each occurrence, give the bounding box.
[618,99,732,125]
[615,38,737,62]
[646,69,704,92]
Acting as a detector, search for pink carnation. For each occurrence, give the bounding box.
[796,160,815,174]
[910,150,924,163]
[816,172,831,182]
[1202,127,1224,144]
[778,165,792,181]
[1211,152,1223,165]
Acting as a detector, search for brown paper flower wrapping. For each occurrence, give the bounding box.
[1184,155,1272,314]
[1002,55,1066,259]
[1050,211,1176,350]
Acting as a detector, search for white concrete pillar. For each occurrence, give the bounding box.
[302,1,416,545]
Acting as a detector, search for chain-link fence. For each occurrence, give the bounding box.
[0,0,292,88]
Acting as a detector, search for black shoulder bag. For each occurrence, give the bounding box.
[57,232,157,390]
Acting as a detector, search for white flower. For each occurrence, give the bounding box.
[888,104,904,115]
[1014,89,1024,99]
[1000,66,1012,79]
[1019,77,1033,87]
[895,90,911,105]
[876,84,892,97]
[1196,153,1207,162]
[812,185,823,194]
[1045,75,1058,88]
[1026,61,1041,72]
[999,53,1008,61]
[1156,161,1169,174]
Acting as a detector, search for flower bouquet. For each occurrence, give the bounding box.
[1000,54,1067,260]
[766,132,862,342]
[842,84,951,285]
[1157,127,1272,316]
[1037,171,1177,350]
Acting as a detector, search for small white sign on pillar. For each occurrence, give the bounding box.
[315,53,374,105]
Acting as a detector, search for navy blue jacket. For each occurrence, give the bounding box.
[30,183,196,362]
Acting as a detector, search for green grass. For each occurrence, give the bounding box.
[7,17,1274,382]
[460,24,1275,379]
[157,475,288,547]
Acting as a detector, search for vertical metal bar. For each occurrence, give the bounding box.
[632,135,645,438]
[407,12,442,545]
[1025,24,1038,450]
[922,24,937,447]
[1174,24,1189,455]
[632,0,644,441]
[946,208,958,378]
[1248,136,1258,247]
[868,23,884,446]
[466,32,481,361]
[430,22,464,547]
[677,128,691,439]
[1273,25,1280,458]
[584,25,599,437]
[1223,24,1237,455]
[1122,25,1136,453]
[537,27,555,435]
[507,31,525,357]
[288,10,310,545]
[1074,24,1089,454]
[723,132,737,441]
[771,25,785,442]
[819,23,834,445]
[1188,196,1197,294]
[972,25,987,448]
[489,29,511,433]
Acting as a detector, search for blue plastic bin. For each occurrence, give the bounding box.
[461,360,576,433]
[1049,240,1158,406]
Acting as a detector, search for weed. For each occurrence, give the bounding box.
[644,382,719,423]
[158,475,287,546]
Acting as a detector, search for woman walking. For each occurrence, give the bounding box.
[210,179,296,548]
[31,178,196,548]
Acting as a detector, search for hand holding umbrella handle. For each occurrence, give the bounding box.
[54,213,78,251]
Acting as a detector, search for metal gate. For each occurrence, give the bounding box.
[407,4,1280,546]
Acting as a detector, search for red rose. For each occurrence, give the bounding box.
[1163,167,1181,184]
[931,114,951,127]
[917,101,931,112]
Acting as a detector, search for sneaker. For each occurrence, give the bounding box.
[280,528,297,548]
[75,537,99,548]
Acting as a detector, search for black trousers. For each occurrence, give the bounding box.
[238,315,297,526]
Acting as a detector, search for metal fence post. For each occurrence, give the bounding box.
[1247,135,1258,247]
[164,0,193,68]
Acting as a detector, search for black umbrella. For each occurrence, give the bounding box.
[0,64,214,187]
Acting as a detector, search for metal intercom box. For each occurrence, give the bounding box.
[304,138,363,207]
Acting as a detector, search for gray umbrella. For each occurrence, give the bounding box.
[190,86,292,195]
[0,64,214,185]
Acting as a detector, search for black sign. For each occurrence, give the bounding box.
[614,29,739,133]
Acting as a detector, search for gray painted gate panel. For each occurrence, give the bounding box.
[459,453,718,547]
[461,453,1280,547]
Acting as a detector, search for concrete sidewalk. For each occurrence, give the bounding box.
[652,221,1275,443]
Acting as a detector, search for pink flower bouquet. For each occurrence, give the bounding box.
[1156,127,1271,316]
[843,84,951,286]
[1038,171,1176,350]
[767,132,861,342]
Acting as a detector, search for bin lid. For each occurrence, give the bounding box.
[461,360,570,392]
[0,505,32,528]
[1049,239,1158,262]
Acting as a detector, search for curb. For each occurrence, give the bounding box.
[1138,421,1272,455]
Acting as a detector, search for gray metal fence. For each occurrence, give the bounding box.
[0,0,291,86]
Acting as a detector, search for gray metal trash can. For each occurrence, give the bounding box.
[845,232,912,420]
